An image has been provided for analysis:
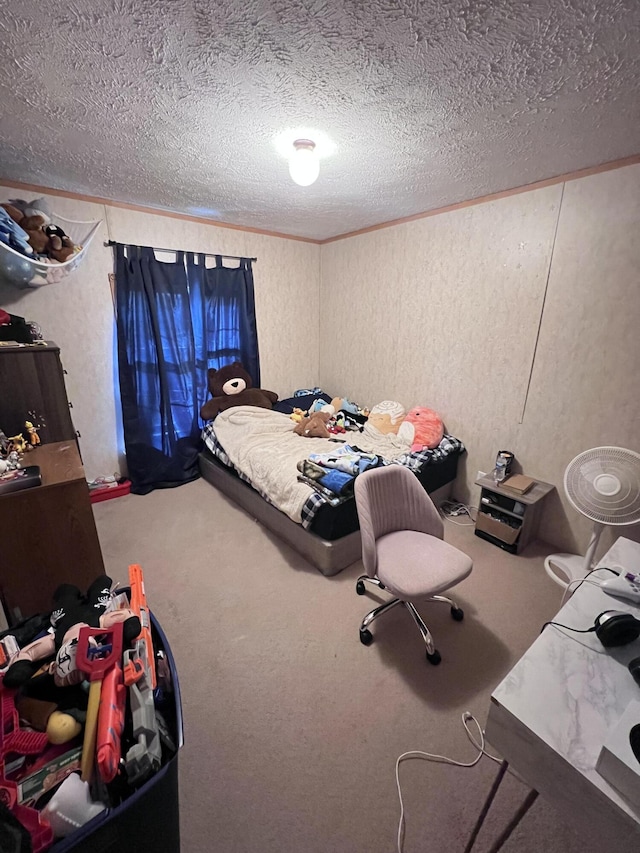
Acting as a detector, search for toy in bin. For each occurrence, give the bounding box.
[0,686,54,852]
[76,623,123,784]
[0,564,178,847]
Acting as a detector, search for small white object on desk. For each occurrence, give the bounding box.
[601,572,640,603]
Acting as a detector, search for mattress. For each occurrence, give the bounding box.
[198,440,462,576]
[202,414,464,529]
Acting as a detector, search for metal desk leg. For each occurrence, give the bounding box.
[464,760,539,853]
[464,760,509,853]
[486,788,538,853]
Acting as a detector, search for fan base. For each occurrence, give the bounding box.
[544,553,591,589]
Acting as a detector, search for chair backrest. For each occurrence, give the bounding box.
[355,465,444,578]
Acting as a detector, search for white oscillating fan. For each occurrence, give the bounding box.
[544,446,640,588]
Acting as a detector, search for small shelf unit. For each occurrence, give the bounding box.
[474,474,555,554]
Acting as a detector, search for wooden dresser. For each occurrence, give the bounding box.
[0,343,105,623]
[0,341,76,442]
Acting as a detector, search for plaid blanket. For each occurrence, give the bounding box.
[202,422,464,530]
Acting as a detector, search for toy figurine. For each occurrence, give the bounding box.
[0,450,22,476]
[0,428,10,458]
[8,433,29,454]
[25,420,41,446]
[6,450,21,470]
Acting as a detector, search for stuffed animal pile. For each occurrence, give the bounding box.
[290,395,367,438]
[3,576,140,745]
[287,390,445,451]
[201,370,446,452]
[0,197,80,263]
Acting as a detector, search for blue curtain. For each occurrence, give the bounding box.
[115,245,260,494]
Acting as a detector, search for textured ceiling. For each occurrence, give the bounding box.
[1,0,639,241]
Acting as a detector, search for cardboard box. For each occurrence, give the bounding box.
[16,744,82,807]
[475,511,521,545]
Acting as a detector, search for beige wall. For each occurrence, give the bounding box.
[3,165,638,556]
[319,164,640,554]
[0,187,320,480]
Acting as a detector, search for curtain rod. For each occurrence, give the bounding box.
[104,240,256,262]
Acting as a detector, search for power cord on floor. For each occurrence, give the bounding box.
[395,712,501,853]
[440,500,477,526]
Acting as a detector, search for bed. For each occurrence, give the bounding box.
[197,401,465,576]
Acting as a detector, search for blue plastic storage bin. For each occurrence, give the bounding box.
[49,610,183,853]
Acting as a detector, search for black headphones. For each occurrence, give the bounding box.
[593,610,640,648]
[544,610,640,688]
[593,612,640,690]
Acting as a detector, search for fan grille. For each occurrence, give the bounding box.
[564,447,640,525]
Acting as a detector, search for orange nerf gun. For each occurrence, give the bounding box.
[128,564,156,690]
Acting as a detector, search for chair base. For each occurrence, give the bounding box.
[356,575,464,664]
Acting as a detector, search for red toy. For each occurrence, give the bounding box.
[0,684,53,852]
[76,624,123,783]
[96,622,126,783]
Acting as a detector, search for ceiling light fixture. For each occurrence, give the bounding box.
[289,139,320,187]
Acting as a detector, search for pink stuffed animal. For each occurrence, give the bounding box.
[398,407,444,452]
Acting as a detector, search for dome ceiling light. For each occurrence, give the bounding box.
[289,139,320,187]
[274,128,335,189]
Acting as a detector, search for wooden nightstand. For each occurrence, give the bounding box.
[474,474,555,554]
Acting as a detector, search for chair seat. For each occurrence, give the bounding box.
[375,531,472,600]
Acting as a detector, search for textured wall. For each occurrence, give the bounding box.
[0,186,320,480]
[319,164,640,554]
[2,163,638,554]
[516,166,640,555]
[1,0,639,239]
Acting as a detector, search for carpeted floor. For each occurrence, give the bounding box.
[93,477,604,853]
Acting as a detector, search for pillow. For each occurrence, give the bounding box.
[364,400,406,435]
[397,407,444,451]
[273,392,332,415]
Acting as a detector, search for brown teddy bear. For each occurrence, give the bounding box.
[293,411,331,438]
[200,361,278,421]
[20,215,50,255]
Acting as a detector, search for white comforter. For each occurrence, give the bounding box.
[212,406,412,523]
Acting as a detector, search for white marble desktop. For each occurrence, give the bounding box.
[486,536,640,848]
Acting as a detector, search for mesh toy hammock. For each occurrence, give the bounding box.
[0,214,101,289]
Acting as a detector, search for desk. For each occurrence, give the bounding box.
[468,536,640,852]
[0,441,105,623]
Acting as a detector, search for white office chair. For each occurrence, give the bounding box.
[354,465,473,664]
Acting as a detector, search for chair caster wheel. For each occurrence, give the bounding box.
[356,580,366,595]
[360,628,373,646]
[426,649,441,665]
[451,607,464,621]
